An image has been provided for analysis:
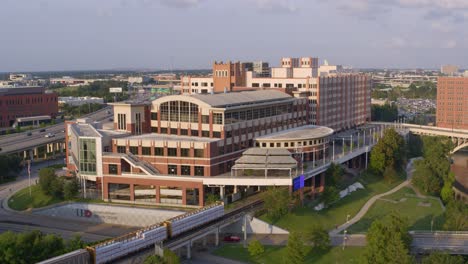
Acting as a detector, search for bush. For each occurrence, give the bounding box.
[39,168,57,195]
[320,186,339,207]
[308,225,330,251]
[262,187,290,220]
[248,239,264,257]
[63,178,80,200]
[205,193,220,205]
[383,166,399,184]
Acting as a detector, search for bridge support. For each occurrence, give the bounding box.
[154,241,164,257]
[220,186,225,199]
[215,227,220,247]
[186,244,191,259]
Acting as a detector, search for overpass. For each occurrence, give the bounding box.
[371,122,468,153]
[0,106,112,158]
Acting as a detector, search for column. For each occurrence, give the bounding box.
[186,244,191,259]
[198,187,204,206]
[130,184,135,201]
[155,186,161,204]
[319,173,325,192]
[220,186,225,199]
[182,187,187,205]
[311,176,315,198]
[215,228,220,246]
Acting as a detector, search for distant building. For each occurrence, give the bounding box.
[58,96,104,106]
[0,86,58,128]
[436,77,468,130]
[9,73,32,82]
[50,77,93,86]
[441,65,459,76]
[128,76,150,84]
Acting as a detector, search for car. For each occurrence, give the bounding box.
[39,129,46,132]
[223,235,241,242]
[45,133,55,138]
[27,132,32,136]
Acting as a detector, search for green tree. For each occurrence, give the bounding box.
[144,255,164,264]
[308,225,330,251]
[248,239,265,257]
[262,186,290,220]
[0,155,22,183]
[325,163,344,186]
[63,178,80,200]
[39,168,57,195]
[371,103,398,122]
[443,200,468,231]
[411,160,442,195]
[383,166,400,184]
[422,251,464,264]
[286,232,306,264]
[163,249,180,264]
[363,213,413,264]
[369,128,405,175]
[205,193,219,205]
[440,172,455,203]
[320,186,339,207]
[67,234,85,251]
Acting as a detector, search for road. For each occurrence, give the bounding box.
[0,106,113,155]
[0,158,136,242]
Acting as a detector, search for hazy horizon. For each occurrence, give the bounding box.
[2,0,468,72]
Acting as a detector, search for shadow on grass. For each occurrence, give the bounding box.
[411,213,445,231]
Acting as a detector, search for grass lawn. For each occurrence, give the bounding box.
[346,187,445,233]
[213,244,364,264]
[8,185,63,211]
[260,172,404,232]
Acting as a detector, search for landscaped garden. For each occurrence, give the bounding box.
[346,187,445,233]
[213,244,364,264]
[8,184,63,211]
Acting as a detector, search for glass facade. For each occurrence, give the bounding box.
[159,101,199,122]
[79,138,96,175]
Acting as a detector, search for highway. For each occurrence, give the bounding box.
[0,106,113,155]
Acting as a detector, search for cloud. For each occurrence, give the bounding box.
[254,0,298,13]
[443,39,457,48]
[158,0,203,8]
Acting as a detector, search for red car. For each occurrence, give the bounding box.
[223,235,241,242]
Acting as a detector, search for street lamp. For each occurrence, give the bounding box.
[342,230,348,250]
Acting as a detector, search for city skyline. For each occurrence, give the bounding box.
[1,0,468,72]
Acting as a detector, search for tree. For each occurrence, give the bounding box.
[440,172,455,204]
[248,239,264,257]
[262,186,290,220]
[411,160,442,195]
[422,251,464,264]
[363,213,413,264]
[308,225,330,251]
[443,200,468,231]
[325,163,344,186]
[39,168,57,195]
[144,255,164,264]
[369,128,405,175]
[286,232,306,264]
[320,186,339,207]
[63,178,79,200]
[0,155,22,183]
[205,193,219,205]
[383,166,400,184]
[163,249,180,264]
[371,103,398,122]
[67,234,85,251]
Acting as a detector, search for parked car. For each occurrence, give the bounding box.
[27,132,32,136]
[223,235,241,242]
[39,129,46,132]
[45,133,55,138]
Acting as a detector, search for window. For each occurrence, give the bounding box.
[109,164,118,175]
[151,127,157,133]
[142,147,151,156]
[195,166,204,176]
[117,146,126,153]
[135,113,142,135]
[181,165,191,176]
[180,129,188,136]
[167,148,177,157]
[117,113,127,130]
[213,113,223,124]
[129,146,139,154]
[79,138,96,175]
[154,147,164,156]
[191,130,199,136]
[284,142,289,147]
[151,112,157,120]
[168,165,177,175]
[276,143,281,147]
[226,131,232,138]
[213,131,221,138]
[202,131,210,137]
[270,143,274,147]
[201,115,209,124]
[194,149,204,158]
[161,128,168,134]
[181,148,190,157]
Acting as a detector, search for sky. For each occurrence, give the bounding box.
[1,0,468,72]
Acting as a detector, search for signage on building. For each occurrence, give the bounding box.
[292,175,305,192]
[109,87,123,93]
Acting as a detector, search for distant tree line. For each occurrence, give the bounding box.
[372,81,437,101]
[371,103,398,122]
[51,80,129,102]
[60,103,106,118]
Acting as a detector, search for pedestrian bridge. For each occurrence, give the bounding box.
[371,122,468,153]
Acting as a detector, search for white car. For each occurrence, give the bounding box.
[45,133,55,138]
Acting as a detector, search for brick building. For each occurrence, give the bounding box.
[436,77,468,130]
[0,86,58,128]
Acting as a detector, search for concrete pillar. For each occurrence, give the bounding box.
[186,244,191,259]
[215,228,219,247]
[130,184,135,201]
[198,187,204,206]
[155,186,160,204]
[220,186,225,199]
[182,187,187,205]
[234,185,238,193]
[319,173,325,192]
[202,237,207,247]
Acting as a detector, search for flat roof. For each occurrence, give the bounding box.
[124,133,219,143]
[256,125,334,141]
[191,90,293,108]
[71,123,101,137]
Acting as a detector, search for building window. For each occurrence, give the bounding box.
[117,146,126,153]
[109,164,118,175]
[194,149,204,158]
[129,146,139,155]
[213,131,221,138]
[202,131,210,137]
[154,147,164,156]
[170,128,178,135]
[167,148,177,157]
[168,165,177,175]
[195,166,204,176]
[142,147,151,156]
[151,112,157,120]
[180,129,188,136]
[117,113,127,130]
[151,127,157,133]
[201,115,209,124]
[181,148,190,157]
[191,130,199,136]
[161,128,168,134]
[181,165,191,176]
[213,113,223,124]
[79,138,96,175]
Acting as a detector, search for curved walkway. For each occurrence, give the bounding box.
[329,157,421,235]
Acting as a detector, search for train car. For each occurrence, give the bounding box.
[88,223,167,264]
[164,202,224,238]
[37,249,90,264]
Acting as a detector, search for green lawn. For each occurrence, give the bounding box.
[346,187,445,233]
[260,172,404,232]
[213,244,364,264]
[8,185,64,211]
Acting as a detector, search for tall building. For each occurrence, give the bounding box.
[0,86,58,128]
[441,65,459,76]
[436,77,468,130]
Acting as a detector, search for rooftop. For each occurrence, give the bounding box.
[71,123,101,137]
[191,90,293,108]
[256,125,334,141]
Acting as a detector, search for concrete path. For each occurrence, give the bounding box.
[329,157,421,235]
